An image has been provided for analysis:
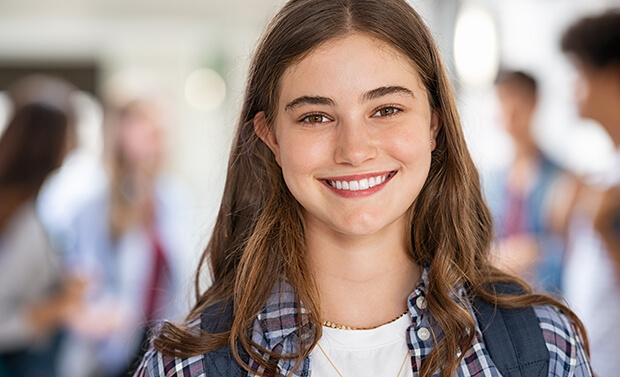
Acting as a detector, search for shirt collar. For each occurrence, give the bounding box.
[253,277,312,349]
[407,265,469,313]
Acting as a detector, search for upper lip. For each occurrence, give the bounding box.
[319,170,396,182]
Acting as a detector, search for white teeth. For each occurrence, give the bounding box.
[329,173,391,191]
[359,179,369,190]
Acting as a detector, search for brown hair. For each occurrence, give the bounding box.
[561,8,620,69]
[0,76,75,233]
[494,69,538,100]
[154,0,589,376]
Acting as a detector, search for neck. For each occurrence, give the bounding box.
[603,121,620,149]
[513,136,538,162]
[306,220,420,329]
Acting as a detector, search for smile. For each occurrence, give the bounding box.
[322,171,397,192]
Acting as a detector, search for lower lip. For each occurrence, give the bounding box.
[321,172,396,198]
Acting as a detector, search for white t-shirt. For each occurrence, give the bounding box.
[309,313,413,377]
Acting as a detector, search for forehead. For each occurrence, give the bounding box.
[278,33,426,102]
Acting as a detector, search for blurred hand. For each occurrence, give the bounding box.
[28,277,87,336]
[65,298,135,338]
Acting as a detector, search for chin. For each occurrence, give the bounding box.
[333,217,401,238]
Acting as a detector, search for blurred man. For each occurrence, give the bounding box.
[561,9,620,377]
[486,70,566,293]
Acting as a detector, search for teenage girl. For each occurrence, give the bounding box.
[134,0,592,376]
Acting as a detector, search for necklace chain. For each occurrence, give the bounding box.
[317,343,409,377]
[322,310,409,331]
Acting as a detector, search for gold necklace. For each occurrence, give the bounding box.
[322,310,409,331]
[317,343,409,377]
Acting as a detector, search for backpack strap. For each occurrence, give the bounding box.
[201,300,250,377]
[472,283,550,377]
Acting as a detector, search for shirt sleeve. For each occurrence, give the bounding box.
[0,203,61,351]
[534,305,593,377]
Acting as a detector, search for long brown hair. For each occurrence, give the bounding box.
[154,0,589,376]
[0,76,75,233]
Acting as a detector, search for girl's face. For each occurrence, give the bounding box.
[258,33,439,239]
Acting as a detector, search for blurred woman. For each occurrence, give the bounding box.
[0,75,83,377]
[59,94,194,377]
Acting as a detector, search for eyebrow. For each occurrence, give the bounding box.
[283,85,415,112]
[362,86,415,102]
[284,96,334,112]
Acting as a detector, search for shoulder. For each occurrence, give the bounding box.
[132,318,212,377]
[5,201,43,234]
[133,303,248,377]
[132,346,208,377]
[1,201,52,254]
[133,343,248,377]
[533,305,593,377]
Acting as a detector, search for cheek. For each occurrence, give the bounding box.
[277,134,327,184]
[386,123,432,160]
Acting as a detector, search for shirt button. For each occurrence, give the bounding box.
[416,296,427,310]
[417,327,430,341]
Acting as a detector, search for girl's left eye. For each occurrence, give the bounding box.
[301,114,330,124]
[373,106,400,117]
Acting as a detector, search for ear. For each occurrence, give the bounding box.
[254,111,281,166]
[430,111,441,151]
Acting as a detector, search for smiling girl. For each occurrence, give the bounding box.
[133,0,592,376]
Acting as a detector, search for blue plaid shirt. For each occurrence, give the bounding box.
[134,268,593,376]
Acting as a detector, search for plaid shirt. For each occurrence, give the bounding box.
[134,268,593,376]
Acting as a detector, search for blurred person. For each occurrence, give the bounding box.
[0,75,85,377]
[58,92,195,377]
[36,89,107,259]
[485,70,567,293]
[560,9,620,377]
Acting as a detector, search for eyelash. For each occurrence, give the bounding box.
[297,105,403,124]
[298,112,332,124]
[372,105,402,118]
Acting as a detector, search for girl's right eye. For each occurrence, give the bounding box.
[300,113,330,124]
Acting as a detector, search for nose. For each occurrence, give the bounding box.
[333,119,378,166]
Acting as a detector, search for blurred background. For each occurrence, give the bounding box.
[1,0,619,376]
[1,0,617,233]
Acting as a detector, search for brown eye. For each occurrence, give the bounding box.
[373,106,400,117]
[302,114,329,124]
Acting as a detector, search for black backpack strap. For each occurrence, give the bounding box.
[472,283,550,377]
[201,300,250,377]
